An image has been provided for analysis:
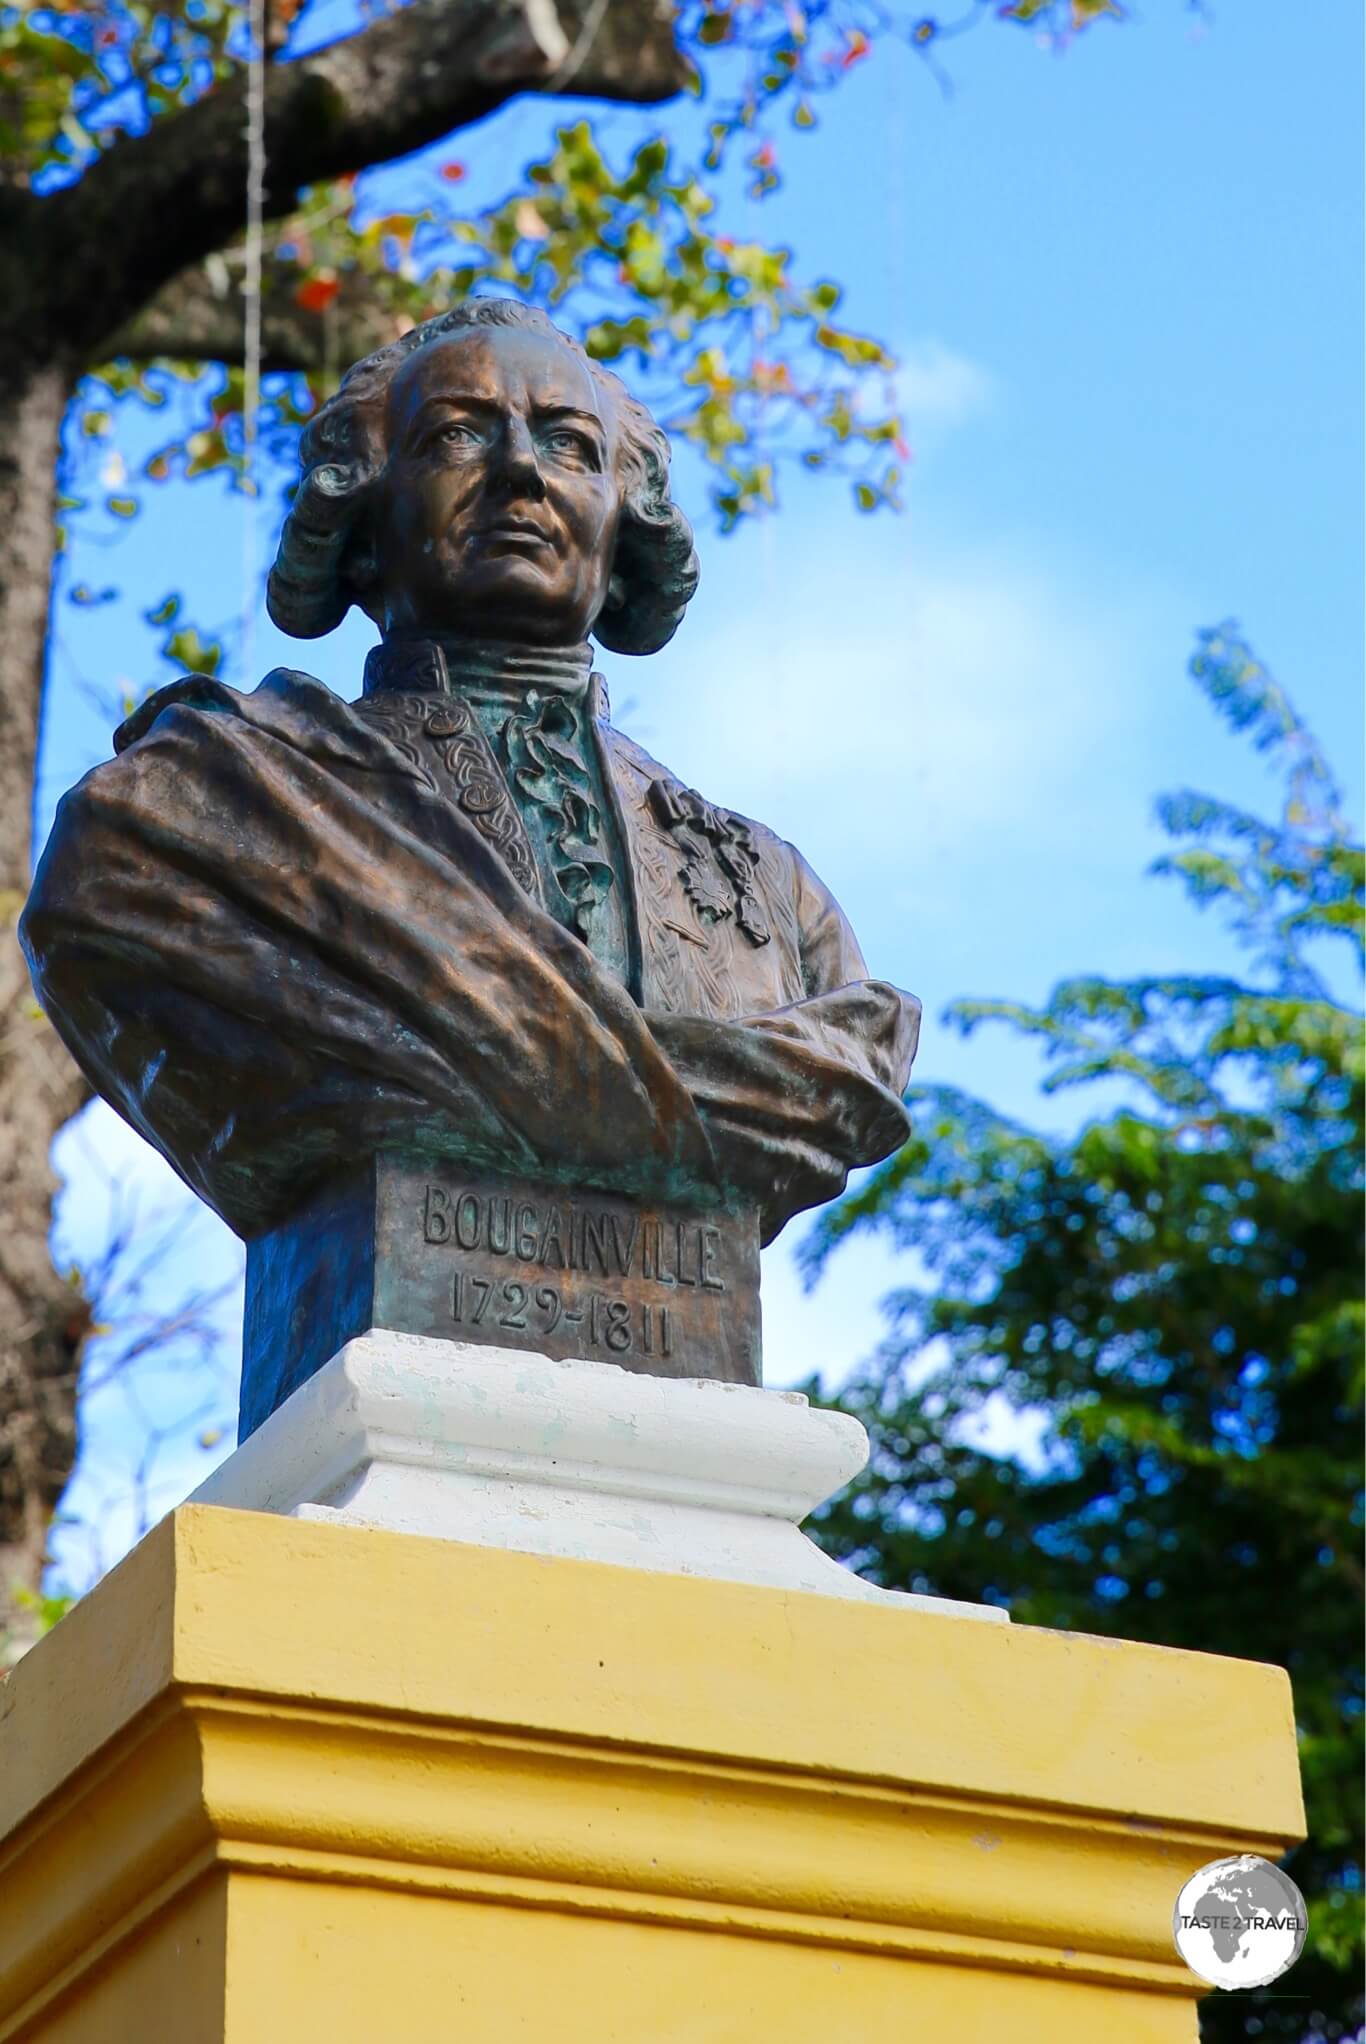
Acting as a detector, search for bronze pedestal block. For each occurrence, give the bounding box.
[242,1156,761,1439]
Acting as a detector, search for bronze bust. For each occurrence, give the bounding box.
[22,301,919,1430]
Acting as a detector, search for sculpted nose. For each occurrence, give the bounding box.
[492,414,546,500]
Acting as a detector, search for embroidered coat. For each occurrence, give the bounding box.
[21,662,920,1245]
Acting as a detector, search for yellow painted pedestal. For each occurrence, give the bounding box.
[0,1506,1302,2042]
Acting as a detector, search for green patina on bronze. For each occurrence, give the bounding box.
[502,692,617,938]
[21,300,920,1436]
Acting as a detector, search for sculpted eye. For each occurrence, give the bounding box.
[543,427,596,463]
[433,420,479,447]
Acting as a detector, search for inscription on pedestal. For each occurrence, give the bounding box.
[402,1175,758,1380]
[241,1156,763,1442]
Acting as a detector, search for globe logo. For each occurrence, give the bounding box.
[1173,1854,1308,1991]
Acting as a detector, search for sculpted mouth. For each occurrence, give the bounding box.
[475,519,554,546]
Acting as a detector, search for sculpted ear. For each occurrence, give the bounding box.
[348,539,380,595]
[343,507,384,617]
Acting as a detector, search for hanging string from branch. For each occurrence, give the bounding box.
[241,0,267,681]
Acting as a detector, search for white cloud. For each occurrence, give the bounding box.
[625,521,1162,898]
[893,340,994,434]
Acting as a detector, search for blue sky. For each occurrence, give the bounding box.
[40,2,1364,1581]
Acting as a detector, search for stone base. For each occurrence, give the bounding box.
[0,1507,1305,2042]
[192,1329,1002,1619]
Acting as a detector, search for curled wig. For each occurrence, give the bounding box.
[266,299,699,657]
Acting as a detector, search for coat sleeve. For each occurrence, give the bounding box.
[788,843,871,997]
[646,838,921,1243]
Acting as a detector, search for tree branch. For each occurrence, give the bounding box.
[39,0,687,366]
[104,260,414,377]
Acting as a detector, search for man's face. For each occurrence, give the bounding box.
[372,326,623,645]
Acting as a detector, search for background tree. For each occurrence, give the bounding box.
[806,626,1364,2042]
[0,0,1141,1612]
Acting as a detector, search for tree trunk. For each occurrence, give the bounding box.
[0,361,92,1657]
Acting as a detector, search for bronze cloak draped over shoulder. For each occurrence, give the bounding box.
[20,661,920,1245]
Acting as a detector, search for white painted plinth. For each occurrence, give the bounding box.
[193,1331,1005,1619]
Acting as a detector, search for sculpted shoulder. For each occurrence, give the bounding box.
[23,667,392,962]
[111,667,355,755]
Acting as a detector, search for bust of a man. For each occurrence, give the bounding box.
[22,300,919,1423]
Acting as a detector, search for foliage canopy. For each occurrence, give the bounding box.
[10,0,1148,583]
